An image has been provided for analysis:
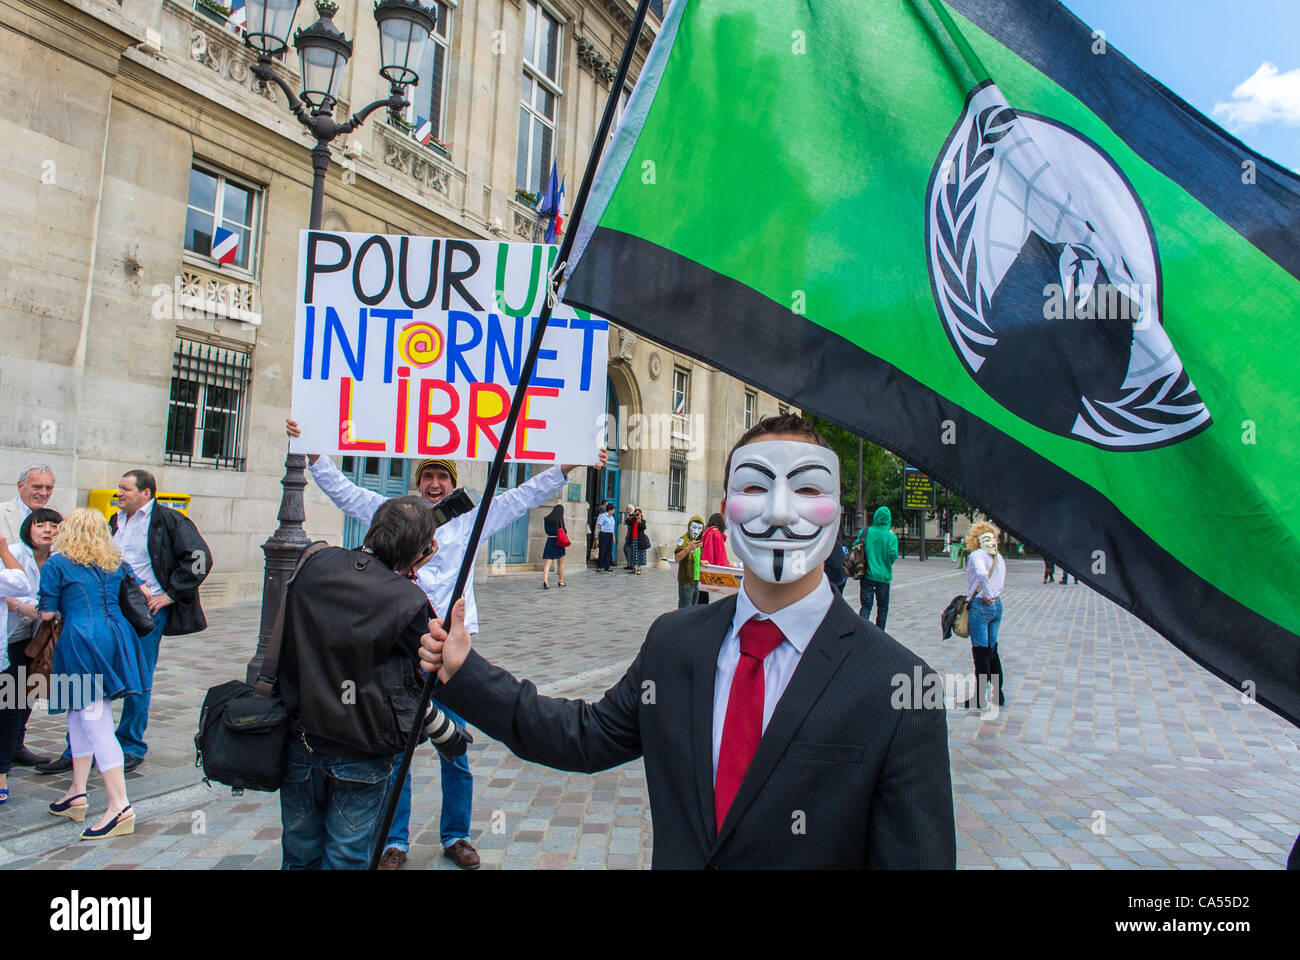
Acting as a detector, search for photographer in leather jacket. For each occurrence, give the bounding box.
[276,495,464,870]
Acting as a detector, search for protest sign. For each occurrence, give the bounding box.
[291,231,609,464]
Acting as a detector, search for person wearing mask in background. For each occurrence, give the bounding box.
[596,502,617,572]
[674,515,705,608]
[627,508,649,576]
[39,509,146,839]
[3,509,63,774]
[698,512,729,604]
[961,521,1007,709]
[854,506,899,630]
[542,504,567,589]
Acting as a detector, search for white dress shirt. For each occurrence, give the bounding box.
[712,574,835,779]
[308,458,567,634]
[113,498,165,595]
[5,542,40,643]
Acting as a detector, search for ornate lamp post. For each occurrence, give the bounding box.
[243,0,436,684]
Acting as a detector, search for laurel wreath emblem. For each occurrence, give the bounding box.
[931,103,1018,362]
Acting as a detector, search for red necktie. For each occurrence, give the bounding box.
[714,616,786,833]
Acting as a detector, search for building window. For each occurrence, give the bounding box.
[668,460,686,512]
[744,390,756,429]
[778,404,789,416]
[403,0,451,149]
[184,164,261,274]
[672,366,690,417]
[165,337,252,470]
[517,0,561,195]
[607,83,632,149]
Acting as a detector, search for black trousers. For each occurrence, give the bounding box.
[0,640,33,775]
[597,532,614,570]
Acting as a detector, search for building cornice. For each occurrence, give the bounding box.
[2,0,145,76]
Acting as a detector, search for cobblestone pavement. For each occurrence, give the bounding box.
[2,557,1297,870]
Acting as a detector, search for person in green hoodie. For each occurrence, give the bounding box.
[853,506,899,629]
[673,515,705,608]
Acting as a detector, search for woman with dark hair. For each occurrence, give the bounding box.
[626,509,649,575]
[542,504,567,589]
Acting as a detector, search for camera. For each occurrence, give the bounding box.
[430,487,477,527]
[422,701,473,758]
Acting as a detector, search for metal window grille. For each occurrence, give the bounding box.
[668,460,686,512]
[165,338,251,470]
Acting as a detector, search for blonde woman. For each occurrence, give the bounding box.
[38,508,145,839]
[960,520,1006,709]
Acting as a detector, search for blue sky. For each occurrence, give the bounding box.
[1060,0,1300,172]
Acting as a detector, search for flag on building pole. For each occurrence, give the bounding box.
[533,160,561,243]
[414,115,434,146]
[211,226,239,266]
[562,0,1300,724]
[546,175,566,244]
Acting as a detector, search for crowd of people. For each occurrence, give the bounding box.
[0,412,1045,869]
[0,466,211,838]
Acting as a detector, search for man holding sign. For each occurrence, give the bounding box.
[287,419,606,868]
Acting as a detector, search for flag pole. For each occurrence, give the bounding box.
[368,0,655,869]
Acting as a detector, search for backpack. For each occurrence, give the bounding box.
[193,542,328,795]
[845,542,866,581]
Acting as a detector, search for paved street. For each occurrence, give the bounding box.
[2,557,1297,870]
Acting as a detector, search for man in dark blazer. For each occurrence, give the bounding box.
[420,415,955,868]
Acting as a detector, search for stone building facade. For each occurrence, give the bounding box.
[0,0,794,605]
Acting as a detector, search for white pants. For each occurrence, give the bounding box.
[67,699,124,772]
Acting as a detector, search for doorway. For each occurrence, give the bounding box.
[486,462,535,563]
[339,456,411,548]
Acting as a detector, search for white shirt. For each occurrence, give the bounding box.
[5,543,40,644]
[113,498,164,595]
[966,548,1005,601]
[0,566,32,672]
[712,574,835,779]
[596,512,615,534]
[308,458,567,634]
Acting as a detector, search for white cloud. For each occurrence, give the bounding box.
[1212,61,1300,130]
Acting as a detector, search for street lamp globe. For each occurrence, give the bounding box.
[294,1,355,111]
[373,0,436,87]
[243,0,301,56]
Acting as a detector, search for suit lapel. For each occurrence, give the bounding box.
[710,595,859,855]
[691,594,738,843]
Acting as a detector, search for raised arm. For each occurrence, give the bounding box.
[307,456,387,526]
[420,600,643,773]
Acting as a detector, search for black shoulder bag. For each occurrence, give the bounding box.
[194,542,328,795]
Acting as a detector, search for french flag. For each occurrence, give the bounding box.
[547,175,566,243]
[227,0,246,34]
[212,226,238,265]
[414,116,433,146]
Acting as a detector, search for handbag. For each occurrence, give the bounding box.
[194,542,328,795]
[118,576,156,637]
[941,591,975,639]
[23,615,61,702]
[555,527,571,549]
[845,543,866,580]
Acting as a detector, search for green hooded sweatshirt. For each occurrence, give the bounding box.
[855,506,899,582]
[675,515,704,584]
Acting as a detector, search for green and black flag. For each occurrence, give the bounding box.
[562,0,1300,724]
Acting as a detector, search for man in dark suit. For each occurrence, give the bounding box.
[420,415,955,868]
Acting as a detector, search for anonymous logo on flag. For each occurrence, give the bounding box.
[925,82,1210,450]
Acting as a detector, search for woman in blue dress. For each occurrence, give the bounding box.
[38,508,145,839]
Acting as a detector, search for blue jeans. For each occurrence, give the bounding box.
[114,607,168,758]
[280,737,396,870]
[384,702,472,851]
[859,578,890,629]
[968,596,1003,648]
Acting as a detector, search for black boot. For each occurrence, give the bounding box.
[988,646,1006,706]
[961,647,989,708]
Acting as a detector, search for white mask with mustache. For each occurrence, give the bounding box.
[725,440,841,584]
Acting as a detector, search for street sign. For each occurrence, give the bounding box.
[903,466,936,510]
